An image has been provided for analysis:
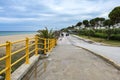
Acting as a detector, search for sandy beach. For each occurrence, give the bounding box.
[0,34,36,55]
[0,34,35,44]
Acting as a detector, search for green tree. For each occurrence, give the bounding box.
[99,18,105,28]
[75,22,82,27]
[109,6,120,24]
[83,20,89,29]
[90,19,96,29]
[103,19,115,40]
[94,17,100,28]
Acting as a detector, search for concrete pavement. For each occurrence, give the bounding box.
[24,36,120,80]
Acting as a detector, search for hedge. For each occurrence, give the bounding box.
[78,29,120,41]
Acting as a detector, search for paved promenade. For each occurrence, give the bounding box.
[36,36,120,80]
[22,36,120,80]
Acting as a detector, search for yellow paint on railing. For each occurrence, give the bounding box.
[47,39,49,52]
[0,36,57,80]
[25,37,29,64]
[11,39,25,44]
[44,39,46,54]
[11,47,26,55]
[35,36,38,55]
[6,41,11,80]
[0,43,8,47]
[11,55,26,67]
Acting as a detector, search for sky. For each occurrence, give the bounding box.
[0,0,120,31]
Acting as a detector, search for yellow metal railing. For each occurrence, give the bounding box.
[0,36,57,80]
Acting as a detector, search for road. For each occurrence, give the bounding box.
[67,35,120,64]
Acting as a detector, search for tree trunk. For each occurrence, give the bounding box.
[107,26,111,40]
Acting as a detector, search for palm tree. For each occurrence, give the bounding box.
[37,27,55,54]
[37,27,55,39]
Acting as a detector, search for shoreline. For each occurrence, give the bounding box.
[0,33,36,44]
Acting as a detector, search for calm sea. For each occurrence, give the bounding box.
[0,31,37,36]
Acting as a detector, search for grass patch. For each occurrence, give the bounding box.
[78,35,120,47]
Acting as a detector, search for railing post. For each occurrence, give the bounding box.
[52,39,53,48]
[53,39,55,48]
[52,39,54,48]
[49,39,51,51]
[55,39,57,46]
[47,39,49,52]
[25,37,29,64]
[6,41,11,80]
[54,39,55,47]
[35,36,38,55]
[44,39,46,54]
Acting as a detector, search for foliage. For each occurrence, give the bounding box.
[109,6,120,23]
[90,19,96,28]
[83,20,89,28]
[103,19,115,40]
[78,29,120,41]
[37,27,58,54]
[79,29,95,37]
[75,22,82,26]
[93,32,107,38]
[37,27,55,39]
[63,6,120,41]
[103,19,115,27]
[110,34,120,40]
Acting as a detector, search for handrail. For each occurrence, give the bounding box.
[0,43,8,47]
[11,39,25,44]
[0,36,57,80]
[0,68,8,75]
[29,49,36,55]
[11,55,26,67]
[29,43,35,47]
[0,56,8,61]
[11,47,26,56]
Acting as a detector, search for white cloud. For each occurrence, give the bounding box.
[39,0,120,17]
[0,17,47,23]
[38,13,56,17]
[0,0,120,30]
[0,7,4,12]
[12,6,27,12]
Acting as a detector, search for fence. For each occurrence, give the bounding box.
[0,36,57,80]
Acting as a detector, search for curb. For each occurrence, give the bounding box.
[72,35,107,46]
[70,35,120,70]
[11,55,40,80]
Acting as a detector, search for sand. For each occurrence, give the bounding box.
[0,34,35,44]
[0,34,36,55]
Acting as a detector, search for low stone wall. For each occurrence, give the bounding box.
[11,55,40,80]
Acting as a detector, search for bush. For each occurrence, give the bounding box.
[110,34,120,40]
[78,28,120,41]
[94,33,107,38]
[112,28,120,34]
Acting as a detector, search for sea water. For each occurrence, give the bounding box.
[0,31,36,36]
